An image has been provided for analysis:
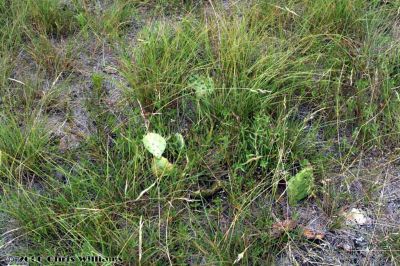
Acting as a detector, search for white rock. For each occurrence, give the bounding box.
[345,208,371,225]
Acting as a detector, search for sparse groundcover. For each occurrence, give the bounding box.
[0,0,400,265]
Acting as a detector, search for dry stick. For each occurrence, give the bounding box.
[8,78,25,85]
[192,155,225,198]
[165,202,173,266]
[139,215,143,265]
[137,99,149,132]
[336,64,345,170]
[208,0,221,58]
[135,181,157,201]
[271,4,299,16]
[158,178,162,255]
[364,167,390,264]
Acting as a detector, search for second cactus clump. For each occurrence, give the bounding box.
[142,132,182,178]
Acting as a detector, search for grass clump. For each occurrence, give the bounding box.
[26,34,76,77]
[28,0,79,37]
[76,0,139,39]
[121,18,210,109]
[0,116,51,180]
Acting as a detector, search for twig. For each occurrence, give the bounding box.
[137,99,149,131]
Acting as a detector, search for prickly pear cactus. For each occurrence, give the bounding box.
[152,156,174,177]
[189,75,215,99]
[287,166,314,205]
[174,133,185,150]
[142,133,166,158]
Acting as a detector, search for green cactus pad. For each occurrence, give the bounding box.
[174,133,185,150]
[143,133,166,158]
[152,156,174,177]
[287,166,314,205]
[189,75,215,99]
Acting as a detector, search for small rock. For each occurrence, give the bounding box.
[354,236,367,249]
[341,243,352,252]
[344,208,372,225]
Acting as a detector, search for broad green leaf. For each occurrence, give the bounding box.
[143,133,166,158]
[287,166,314,205]
[152,156,174,177]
